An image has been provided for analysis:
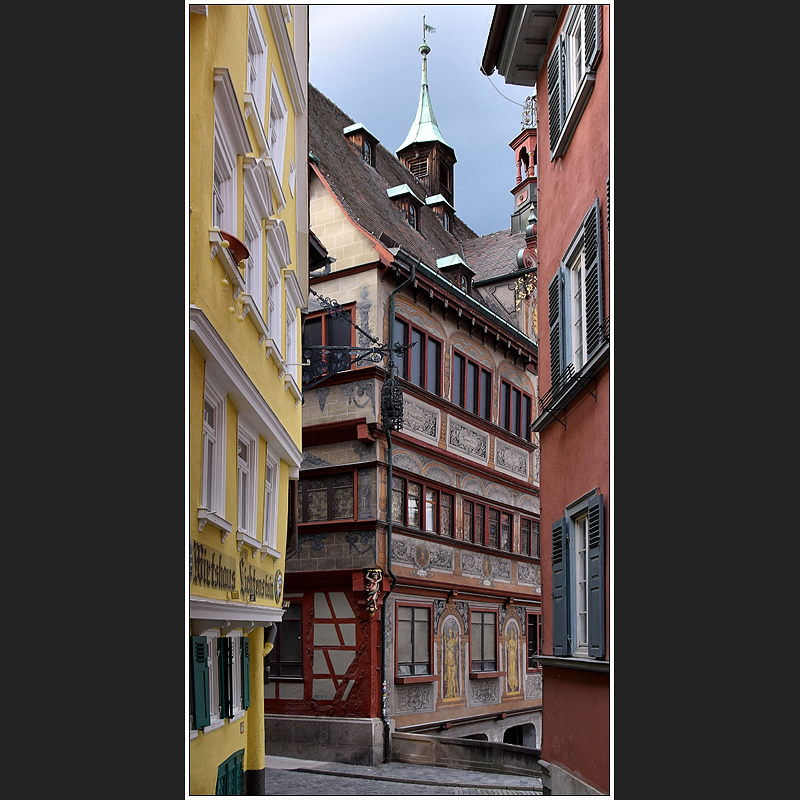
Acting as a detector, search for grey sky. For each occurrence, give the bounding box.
[309,4,536,237]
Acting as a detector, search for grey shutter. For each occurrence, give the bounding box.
[587,495,605,658]
[583,200,604,357]
[551,517,570,657]
[547,36,564,155]
[584,5,601,70]
[548,268,565,385]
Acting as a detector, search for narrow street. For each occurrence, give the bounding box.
[262,757,542,796]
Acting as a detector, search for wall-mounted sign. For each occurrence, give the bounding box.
[192,540,237,591]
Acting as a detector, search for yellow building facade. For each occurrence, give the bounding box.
[188,5,308,795]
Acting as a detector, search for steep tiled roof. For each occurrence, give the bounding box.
[308,84,526,329]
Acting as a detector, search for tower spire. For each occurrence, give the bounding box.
[397,20,451,153]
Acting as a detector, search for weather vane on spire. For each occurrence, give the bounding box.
[423,15,436,44]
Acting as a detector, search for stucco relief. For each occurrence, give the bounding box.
[517,563,542,592]
[525,672,543,700]
[494,441,529,480]
[425,464,454,486]
[447,418,489,464]
[392,451,424,474]
[394,683,434,714]
[392,535,453,576]
[461,552,511,584]
[461,477,485,497]
[403,398,439,441]
[469,678,499,707]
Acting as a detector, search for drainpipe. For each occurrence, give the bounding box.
[381,257,416,763]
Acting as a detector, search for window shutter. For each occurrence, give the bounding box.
[583,200,604,357]
[218,637,231,719]
[551,517,570,656]
[587,495,606,658]
[547,36,564,155]
[241,637,251,710]
[190,636,211,729]
[584,5,601,70]
[548,268,564,385]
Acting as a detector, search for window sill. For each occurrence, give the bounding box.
[237,293,270,346]
[534,654,609,673]
[550,72,596,161]
[284,372,303,406]
[264,337,284,369]
[395,674,437,685]
[261,544,281,563]
[198,508,233,541]
[202,719,225,735]
[469,671,502,681]
[228,710,245,724]
[236,530,262,554]
[210,229,244,292]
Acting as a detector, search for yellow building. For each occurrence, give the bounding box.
[188,5,308,795]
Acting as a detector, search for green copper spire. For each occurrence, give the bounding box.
[397,38,452,153]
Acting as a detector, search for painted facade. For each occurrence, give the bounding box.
[482,5,611,795]
[188,5,308,795]
[262,40,543,764]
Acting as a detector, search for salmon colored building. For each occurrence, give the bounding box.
[483,5,611,795]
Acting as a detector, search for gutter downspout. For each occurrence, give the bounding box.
[381,256,416,763]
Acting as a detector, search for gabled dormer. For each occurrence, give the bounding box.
[425,194,456,233]
[436,254,475,294]
[387,184,424,231]
[343,122,379,169]
[396,40,457,207]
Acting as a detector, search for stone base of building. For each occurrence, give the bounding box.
[539,759,605,795]
[243,767,265,795]
[263,714,385,766]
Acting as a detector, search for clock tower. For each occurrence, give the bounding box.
[509,96,538,233]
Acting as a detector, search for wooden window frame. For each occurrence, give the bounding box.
[520,517,541,558]
[469,609,500,678]
[298,470,357,523]
[452,351,492,420]
[527,612,542,672]
[267,603,303,680]
[303,304,357,377]
[395,319,442,394]
[500,379,533,441]
[395,475,453,536]
[395,602,435,684]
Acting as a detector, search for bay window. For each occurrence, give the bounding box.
[299,472,355,522]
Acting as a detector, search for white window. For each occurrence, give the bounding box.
[285,304,297,382]
[236,422,258,539]
[573,513,589,655]
[266,254,281,351]
[244,201,263,314]
[213,117,236,233]
[246,6,268,121]
[289,157,296,198]
[567,244,587,370]
[204,629,225,732]
[267,71,288,183]
[564,7,586,110]
[201,378,226,519]
[227,630,245,721]
[263,451,280,552]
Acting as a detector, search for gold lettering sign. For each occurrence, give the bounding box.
[191,540,237,592]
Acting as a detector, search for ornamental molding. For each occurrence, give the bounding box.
[447,418,489,465]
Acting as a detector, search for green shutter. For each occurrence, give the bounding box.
[584,5,601,70]
[241,637,250,710]
[587,495,606,658]
[583,200,604,357]
[547,36,564,155]
[216,750,245,796]
[548,268,565,385]
[551,518,570,657]
[190,637,211,730]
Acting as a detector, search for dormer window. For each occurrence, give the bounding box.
[407,203,417,230]
[388,184,424,231]
[443,210,451,232]
[343,122,379,169]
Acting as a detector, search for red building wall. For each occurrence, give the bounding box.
[535,5,611,794]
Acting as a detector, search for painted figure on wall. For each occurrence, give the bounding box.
[443,618,460,700]
[365,567,383,616]
[507,623,520,694]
